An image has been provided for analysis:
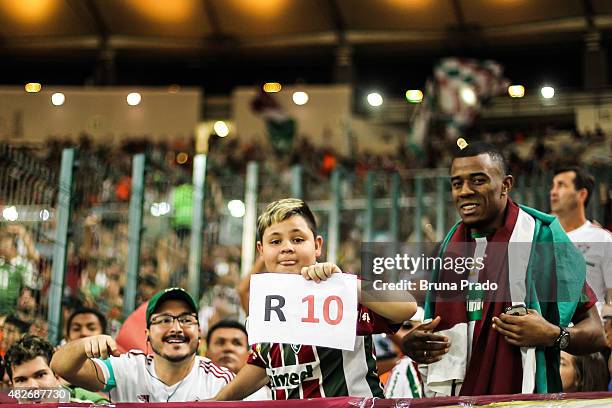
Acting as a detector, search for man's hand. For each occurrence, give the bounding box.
[492,309,559,347]
[301,262,341,283]
[400,316,450,364]
[83,335,121,360]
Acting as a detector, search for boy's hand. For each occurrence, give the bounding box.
[301,262,341,283]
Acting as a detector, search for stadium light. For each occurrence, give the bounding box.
[508,85,525,98]
[405,89,423,103]
[39,209,50,221]
[127,92,142,106]
[263,82,282,93]
[460,87,477,106]
[51,92,65,106]
[541,86,555,99]
[292,91,309,105]
[25,83,41,93]
[367,92,383,107]
[176,152,188,164]
[214,121,229,137]
[228,199,246,218]
[2,206,19,221]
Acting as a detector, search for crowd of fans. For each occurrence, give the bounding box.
[0,124,610,402]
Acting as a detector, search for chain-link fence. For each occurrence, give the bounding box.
[0,143,57,352]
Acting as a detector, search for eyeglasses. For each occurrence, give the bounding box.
[149,313,198,328]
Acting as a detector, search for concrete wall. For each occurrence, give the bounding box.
[0,86,201,144]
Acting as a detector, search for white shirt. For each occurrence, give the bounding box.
[566,221,612,303]
[94,350,233,402]
[385,357,422,398]
[244,385,273,400]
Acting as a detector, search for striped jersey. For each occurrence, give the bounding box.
[247,306,396,399]
[95,350,234,402]
[384,357,422,398]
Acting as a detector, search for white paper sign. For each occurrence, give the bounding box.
[248,273,358,351]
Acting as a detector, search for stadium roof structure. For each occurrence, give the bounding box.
[1,0,612,94]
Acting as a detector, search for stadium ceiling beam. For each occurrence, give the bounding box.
[451,0,467,29]
[202,0,223,39]
[66,0,108,45]
[580,0,596,29]
[321,0,346,44]
[5,15,610,53]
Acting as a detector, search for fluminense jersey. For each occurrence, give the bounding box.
[384,356,422,398]
[247,306,396,399]
[94,350,234,402]
[567,221,612,303]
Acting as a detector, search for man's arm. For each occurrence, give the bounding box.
[492,306,606,354]
[213,364,268,401]
[50,335,120,391]
[359,298,417,324]
[566,306,606,354]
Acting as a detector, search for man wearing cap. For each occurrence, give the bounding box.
[51,288,234,402]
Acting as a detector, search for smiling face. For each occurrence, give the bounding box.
[147,299,199,363]
[450,153,513,234]
[257,215,322,274]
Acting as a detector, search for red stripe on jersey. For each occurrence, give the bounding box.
[274,389,286,400]
[270,344,283,369]
[296,345,316,364]
[208,364,233,383]
[200,361,234,383]
[247,344,266,368]
[301,379,322,398]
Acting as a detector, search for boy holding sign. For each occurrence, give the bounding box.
[215,198,416,400]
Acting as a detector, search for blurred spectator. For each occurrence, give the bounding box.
[15,287,38,324]
[205,320,249,374]
[65,307,107,341]
[560,351,609,392]
[0,315,30,356]
[0,232,24,316]
[171,180,193,242]
[137,274,158,307]
[28,317,48,339]
[205,320,271,400]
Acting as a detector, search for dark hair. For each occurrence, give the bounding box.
[61,296,84,310]
[66,307,108,336]
[4,314,30,334]
[452,141,509,176]
[553,166,595,207]
[206,320,248,349]
[139,274,158,287]
[572,352,610,391]
[4,335,54,380]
